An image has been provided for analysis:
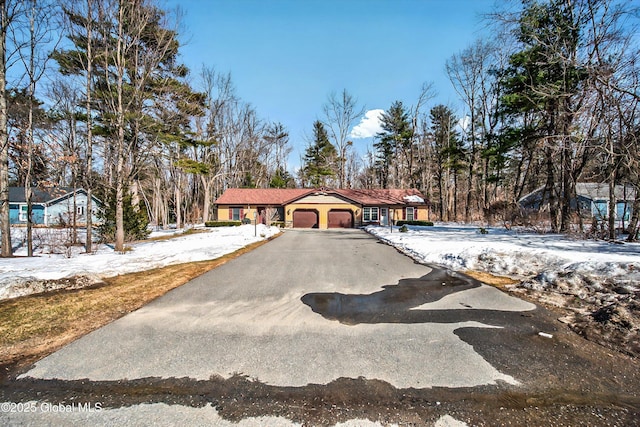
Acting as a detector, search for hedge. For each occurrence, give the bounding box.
[205,221,242,227]
[395,220,434,227]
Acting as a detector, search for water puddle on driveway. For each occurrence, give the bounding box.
[300,267,534,327]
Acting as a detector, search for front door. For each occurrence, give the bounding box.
[380,208,388,226]
[258,207,266,224]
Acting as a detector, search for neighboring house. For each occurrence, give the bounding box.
[9,187,102,226]
[215,188,429,229]
[518,182,635,223]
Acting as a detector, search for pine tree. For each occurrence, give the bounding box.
[97,189,150,244]
[269,166,294,188]
[302,120,337,187]
[375,101,413,188]
[55,1,202,246]
[430,104,465,220]
[497,0,586,232]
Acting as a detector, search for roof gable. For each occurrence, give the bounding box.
[519,183,636,206]
[8,187,101,205]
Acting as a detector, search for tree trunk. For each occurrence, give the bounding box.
[608,177,616,240]
[175,174,182,229]
[626,182,640,242]
[70,116,78,245]
[201,175,211,223]
[25,104,33,256]
[85,0,94,254]
[25,0,35,256]
[114,2,125,252]
[0,1,12,257]
[544,148,559,233]
[115,148,125,250]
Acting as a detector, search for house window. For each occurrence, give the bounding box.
[406,207,415,221]
[617,202,631,221]
[363,207,379,222]
[592,201,608,220]
[231,207,242,221]
[19,204,28,222]
[77,206,86,216]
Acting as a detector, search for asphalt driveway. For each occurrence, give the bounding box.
[23,229,535,387]
[6,229,640,425]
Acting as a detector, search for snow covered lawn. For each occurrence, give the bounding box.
[366,223,640,292]
[0,224,280,300]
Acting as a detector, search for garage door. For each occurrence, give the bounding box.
[293,209,318,228]
[328,209,353,228]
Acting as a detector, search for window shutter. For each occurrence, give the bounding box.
[240,208,244,220]
[402,208,406,220]
[228,208,232,220]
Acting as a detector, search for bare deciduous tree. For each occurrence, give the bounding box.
[322,89,364,188]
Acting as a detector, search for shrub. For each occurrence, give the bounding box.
[97,190,150,242]
[205,221,242,227]
[396,220,434,227]
[399,225,409,232]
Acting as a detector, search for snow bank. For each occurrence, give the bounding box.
[366,224,640,295]
[0,224,280,300]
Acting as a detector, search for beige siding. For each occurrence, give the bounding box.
[294,194,351,205]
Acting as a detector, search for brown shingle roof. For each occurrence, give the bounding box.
[335,188,427,205]
[216,188,428,206]
[215,188,313,205]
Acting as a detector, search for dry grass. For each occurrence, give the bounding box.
[0,237,275,374]
[464,270,520,288]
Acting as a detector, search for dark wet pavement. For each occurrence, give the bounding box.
[301,268,535,326]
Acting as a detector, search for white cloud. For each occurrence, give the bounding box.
[349,109,385,139]
[457,115,471,133]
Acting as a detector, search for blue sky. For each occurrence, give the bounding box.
[164,0,497,167]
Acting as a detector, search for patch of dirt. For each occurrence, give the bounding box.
[506,275,640,359]
[1,375,638,426]
[0,375,640,426]
[463,270,519,288]
[562,299,640,359]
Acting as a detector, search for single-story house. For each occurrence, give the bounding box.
[215,188,430,229]
[518,182,635,222]
[9,187,102,226]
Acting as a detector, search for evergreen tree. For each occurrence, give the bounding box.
[55,1,204,246]
[302,120,337,187]
[375,101,413,188]
[430,104,465,220]
[97,188,150,243]
[269,166,294,188]
[497,0,586,232]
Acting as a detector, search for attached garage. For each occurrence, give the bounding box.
[327,209,353,228]
[293,209,319,228]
